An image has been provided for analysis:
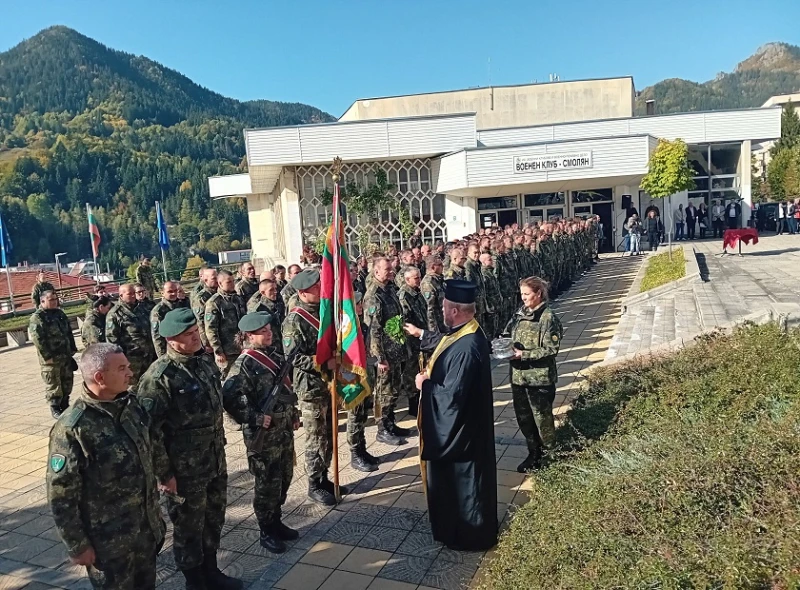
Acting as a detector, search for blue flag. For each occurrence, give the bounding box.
[0,212,12,268]
[156,201,170,251]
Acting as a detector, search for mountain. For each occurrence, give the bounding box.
[635,42,800,115]
[0,26,334,274]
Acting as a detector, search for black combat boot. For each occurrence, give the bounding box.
[360,443,380,466]
[50,404,63,419]
[182,566,207,590]
[407,394,420,418]
[516,454,542,473]
[272,514,299,541]
[351,448,379,472]
[202,552,244,590]
[376,421,406,446]
[320,474,349,497]
[259,525,287,554]
[59,396,70,412]
[308,478,336,506]
[386,411,415,438]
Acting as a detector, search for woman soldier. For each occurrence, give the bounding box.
[221,311,300,553]
[505,276,563,473]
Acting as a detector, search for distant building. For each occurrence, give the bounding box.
[209,77,782,261]
[753,93,800,178]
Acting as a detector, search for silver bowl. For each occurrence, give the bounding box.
[491,337,514,360]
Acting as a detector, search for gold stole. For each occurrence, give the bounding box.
[418,318,481,496]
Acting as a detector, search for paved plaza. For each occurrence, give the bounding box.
[0,256,637,590]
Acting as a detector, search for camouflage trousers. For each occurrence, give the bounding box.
[300,398,333,481]
[374,363,402,421]
[168,471,228,570]
[86,530,160,590]
[346,400,368,451]
[482,311,498,340]
[128,355,153,389]
[40,362,74,404]
[511,384,556,461]
[249,411,295,530]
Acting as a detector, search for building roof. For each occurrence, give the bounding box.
[0,270,108,310]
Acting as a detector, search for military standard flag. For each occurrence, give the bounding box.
[0,212,12,268]
[316,181,371,409]
[86,204,101,258]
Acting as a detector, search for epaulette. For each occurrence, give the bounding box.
[61,399,86,429]
[147,357,172,380]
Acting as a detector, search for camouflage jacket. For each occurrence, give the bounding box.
[31,281,56,308]
[419,272,446,333]
[507,302,562,387]
[221,346,298,449]
[280,283,297,310]
[135,264,157,295]
[247,294,285,353]
[445,263,466,280]
[464,258,486,314]
[47,387,165,561]
[191,286,216,348]
[481,266,502,313]
[282,300,326,401]
[495,252,518,297]
[398,285,427,354]
[395,264,415,289]
[30,308,77,365]
[205,290,245,358]
[81,308,106,348]
[235,277,259,303]
[364,281,405,364]
[106,301,155,362]
[150,298,182,357]
[138,298,155,318]
[137,348,226,483]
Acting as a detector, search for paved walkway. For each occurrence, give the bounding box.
[0,256,636,590]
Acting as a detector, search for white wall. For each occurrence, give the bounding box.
[445,195,478,241]
[279,170,304,265]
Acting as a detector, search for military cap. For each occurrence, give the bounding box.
[444,279,477,304]
[238,311,273,333]
[291,268,320,290]
[159,308,197,338]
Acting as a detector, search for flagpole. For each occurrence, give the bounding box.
[157,202,169,282]
[330,157,343,503]
[0,213,14,313]
[87,203,99,286]
[4,267,14,314]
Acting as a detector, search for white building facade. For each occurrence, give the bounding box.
[208,78,782,266]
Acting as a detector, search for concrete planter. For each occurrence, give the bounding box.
[7,330,28,348]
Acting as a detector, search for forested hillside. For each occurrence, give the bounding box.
[0,26,334,274]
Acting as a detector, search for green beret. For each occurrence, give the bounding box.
[291,268,320,291]
[238,311,272,333]
[159,308,197,338]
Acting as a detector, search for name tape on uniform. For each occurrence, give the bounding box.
[513,152,593,174]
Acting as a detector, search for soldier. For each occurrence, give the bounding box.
[273,265,287,293]
[445,247,466,280]
[398,266,427,418]
[282,269,347,505]
[394,249,415,289]
[347,291,379,473]
[235,262,259,303]
[47,343,165,589]
[365,258,413,446]
[81,296,112,348]
[480,253,502,339]
[134,284,155,317]
[135,257,157,298]
[151,281,182,357]
[191,268,218,349]
[506,276,562,473]
[222,312,300,553]
[205,270,245,377]
[247,278,285,353]
[464,243,486,330]
[420,256,446,333]
[176,284,190,308]
[31,291,77,418]
[493,240,516,328]
[280,264,302,309]
[351,262,366,296]
[105,284,155,387]
[138,309,243,590]
[31,271,55,308]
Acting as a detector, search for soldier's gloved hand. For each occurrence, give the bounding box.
[262,414,272,428]
[159,477,177,495]
[71,546,96,566]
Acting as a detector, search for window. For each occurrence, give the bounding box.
[572,188,612,203]
[478,196,518,210]
[524,192,564,207]
[687,191,708,208]
[688,145,710,177]
[709,144,740,176]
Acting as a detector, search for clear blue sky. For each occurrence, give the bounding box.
[1,0,798,117]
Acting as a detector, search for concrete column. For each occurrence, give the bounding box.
[280,169,304,264]
[444,194,477,241]
[739,140,753,223]
[246,193,273,262]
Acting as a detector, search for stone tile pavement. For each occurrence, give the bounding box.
[0,255,636,589]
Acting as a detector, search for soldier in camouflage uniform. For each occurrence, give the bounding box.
[81,296,112,348]
[150,281,182,357]
[420,256,446,333]
[280,264,302,309]
[365,258,413,446]
[31,290,78,418]
[398,266,427,418]
[506,276,562,473]
[138,309,242,590]
[235,262,259,303]
[247,278,285,353]
[31,272,56,308]
[205,270,245,377]
[105,284,156,388]
[282,269,347,506]
[222,312,300,553]
[394,250,416,289]
[134,284,155,317]
[191,267,218,350]
[134,258,157,299]
[464,243,487,331]
[480,253,502,339]
[47,343,166,590]
[445,247,466,280]
[494,240,518,328]
[347,291,379,473]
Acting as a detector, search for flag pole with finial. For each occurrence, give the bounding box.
[330,156,343,503]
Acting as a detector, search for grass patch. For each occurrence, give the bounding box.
[483,323,800,589]
[0,304,87,333]
[639,246,686,292]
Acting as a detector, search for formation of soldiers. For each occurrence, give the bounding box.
[31,216,599,589]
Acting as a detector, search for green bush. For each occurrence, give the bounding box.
[483,323,800,589]
[640,247,686,292]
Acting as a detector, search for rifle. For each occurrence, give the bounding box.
[248,348,299,453]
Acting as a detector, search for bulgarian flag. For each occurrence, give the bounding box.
[86,204,101,258]
[316,181,371,409]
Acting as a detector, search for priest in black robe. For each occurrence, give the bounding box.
[405,279,497,551]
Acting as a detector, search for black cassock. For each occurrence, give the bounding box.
[419,324,497,551]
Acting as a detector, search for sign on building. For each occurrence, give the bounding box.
[513,152,593,174]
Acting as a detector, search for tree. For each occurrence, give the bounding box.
[182,255,205,280]
[772,102,800,155]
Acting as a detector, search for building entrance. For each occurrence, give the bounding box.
[523,192,566,223]
[572,189,614,252]
[477,196,519,230]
